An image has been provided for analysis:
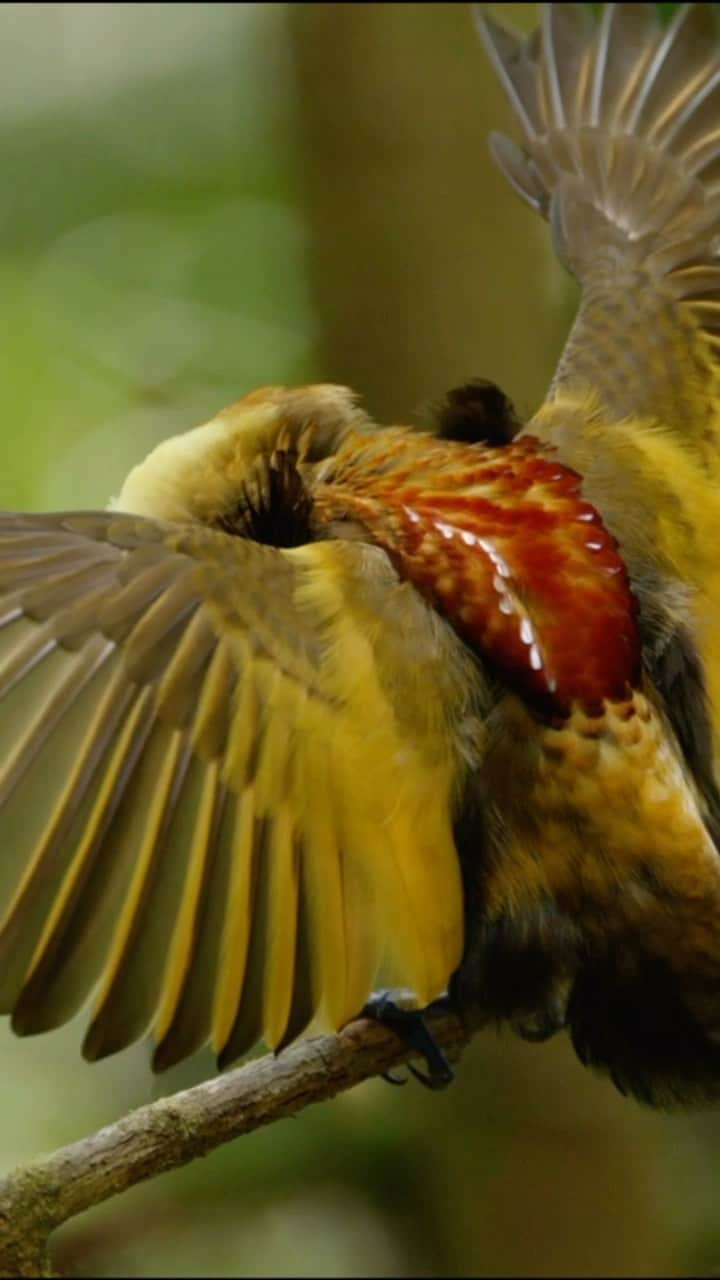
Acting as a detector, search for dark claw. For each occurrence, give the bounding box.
[407,1061,454,1091]
[382,1070,408,1087]
[363,991,455,1091]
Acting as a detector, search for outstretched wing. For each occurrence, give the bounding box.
[0,510,467,1069]
[477,3,720,458]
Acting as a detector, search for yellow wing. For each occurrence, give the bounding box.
[477,4,720,820]
[0,509,468,1070]
[477,2,720,462]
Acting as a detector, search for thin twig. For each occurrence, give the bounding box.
[0,1003,478,1278]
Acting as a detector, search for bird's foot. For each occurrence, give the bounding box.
[363,990,455,1090]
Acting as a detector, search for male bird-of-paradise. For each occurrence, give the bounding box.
[2,3,720,1107]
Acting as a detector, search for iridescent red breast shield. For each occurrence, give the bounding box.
[316,430,640,720]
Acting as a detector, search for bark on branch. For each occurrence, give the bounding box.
[0,1003,478,1278]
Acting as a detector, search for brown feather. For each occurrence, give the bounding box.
[0,501,468,1071]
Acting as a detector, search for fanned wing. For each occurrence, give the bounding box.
[476,3,720,454]
[0,511,465,1069]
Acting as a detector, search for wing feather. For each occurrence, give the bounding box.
[152,785,238,1070]
[274,864,317,1054]
[190,639,237,760]
[261,808,299,1051]
[8,687,157,1031]
[477,3,720,448]
[0,655,133,1005]
[153,757,223,1049]
[299,731,351,1032]
[82,731,194,1060]
[0,510,470,1070]
[210,787,262,1056]
[215,812,277,1064]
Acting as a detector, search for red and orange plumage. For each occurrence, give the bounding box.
[2,4,720,1108]
[315,428,639,714]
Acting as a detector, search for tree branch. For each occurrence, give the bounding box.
[0,1003,478,1278]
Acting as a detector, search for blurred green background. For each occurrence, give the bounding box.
[1,3,720,1276]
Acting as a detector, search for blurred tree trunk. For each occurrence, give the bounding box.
[287,1,568,427]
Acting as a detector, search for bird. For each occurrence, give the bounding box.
[2,2,720,1110]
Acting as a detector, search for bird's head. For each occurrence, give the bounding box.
[110,384,368,528]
